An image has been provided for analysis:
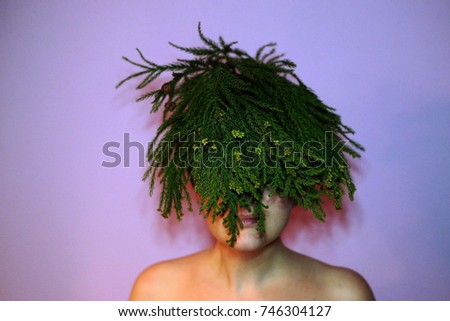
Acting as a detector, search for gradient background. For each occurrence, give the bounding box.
[1,0,449,300]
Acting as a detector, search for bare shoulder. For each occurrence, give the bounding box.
[287,252,375,301]
[323,265,375,300]
[129,251,207,300]
[128,260,176,300]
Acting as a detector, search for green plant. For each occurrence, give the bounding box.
[117,23,364,247]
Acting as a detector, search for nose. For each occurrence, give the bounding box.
[238,205,253,217]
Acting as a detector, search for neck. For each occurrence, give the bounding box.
[209,238,289,292]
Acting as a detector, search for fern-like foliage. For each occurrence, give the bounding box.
[117,23,364,247]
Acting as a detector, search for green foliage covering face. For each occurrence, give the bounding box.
[117,24,364,247]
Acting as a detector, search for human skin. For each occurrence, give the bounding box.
[206,189,294,252]
[129,190,375,300]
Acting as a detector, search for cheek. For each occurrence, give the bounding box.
[263,201,293,236]
[264,209,291,235]
[263,191,294,207]
[206,216,228,242]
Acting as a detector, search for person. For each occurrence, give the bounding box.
[118,24,375,300]
[129,189,374,300]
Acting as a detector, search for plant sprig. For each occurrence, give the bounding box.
[117,23,364,247]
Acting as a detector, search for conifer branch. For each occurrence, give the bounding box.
[117,24,364,247]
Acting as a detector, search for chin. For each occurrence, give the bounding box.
[232,228,269,251]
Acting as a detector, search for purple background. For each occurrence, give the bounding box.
[1,1,449,300]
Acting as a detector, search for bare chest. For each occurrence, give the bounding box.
[158,276,327,301]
